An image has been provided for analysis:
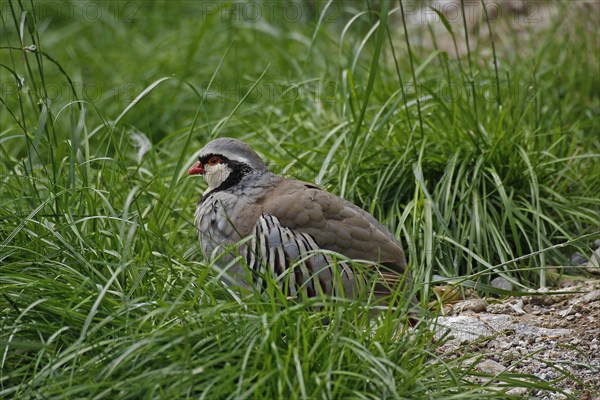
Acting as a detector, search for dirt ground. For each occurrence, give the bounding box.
[433,279,600,399]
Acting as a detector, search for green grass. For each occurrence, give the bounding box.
[1,0,599,398]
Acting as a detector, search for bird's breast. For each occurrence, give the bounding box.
[195,190,259,258]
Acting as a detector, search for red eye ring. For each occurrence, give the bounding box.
[208,156,221,165]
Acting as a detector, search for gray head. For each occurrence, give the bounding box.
[188,137,269,193]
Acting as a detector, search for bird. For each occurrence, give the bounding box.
[188,137,414,305]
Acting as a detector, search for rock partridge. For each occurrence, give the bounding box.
[188,138,413,303]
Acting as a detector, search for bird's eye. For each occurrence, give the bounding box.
[208,156,221,165]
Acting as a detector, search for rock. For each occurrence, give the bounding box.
[498,340,513,350]
[570,289,600,305]
[582,289,600,303]
[491,276,513,291]
[509,299,526,315]
[571,252,589,266]
[506,387,529,396]
[486,302,512,314]
[558,304,580,317]
[529,294,559,306]
[434,315,513,342]
[513,323,572,337]
[435,314,573,343]
[455,298,488,313]
[475,359,505,375]
[586,247,600,274]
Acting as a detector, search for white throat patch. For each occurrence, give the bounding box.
[203,163,232,194]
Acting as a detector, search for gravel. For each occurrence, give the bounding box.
[432,280,600,399]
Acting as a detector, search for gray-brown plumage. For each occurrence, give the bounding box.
[188,137,412,302]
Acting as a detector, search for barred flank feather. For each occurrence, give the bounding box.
[243,214,358,299]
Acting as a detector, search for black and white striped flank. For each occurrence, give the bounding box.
[242,214,358,299]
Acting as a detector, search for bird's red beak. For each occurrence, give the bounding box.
[188,161,205,175]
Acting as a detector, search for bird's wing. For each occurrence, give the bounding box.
[258,179,409,277]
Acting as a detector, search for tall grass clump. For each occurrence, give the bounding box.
[1,0,598,398]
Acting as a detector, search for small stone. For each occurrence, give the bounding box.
[433,315,513,342]
[487,303,511,314]
[571,252,588,265]
[475,359,505,375]
[509,299,526,315]
[458,298,488,313]
[585,247,600,274]
[581,290,600,303]
[506,387,528,396]
[499,340,513,350]
[529,294,557,306]
[491,276,513,291]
